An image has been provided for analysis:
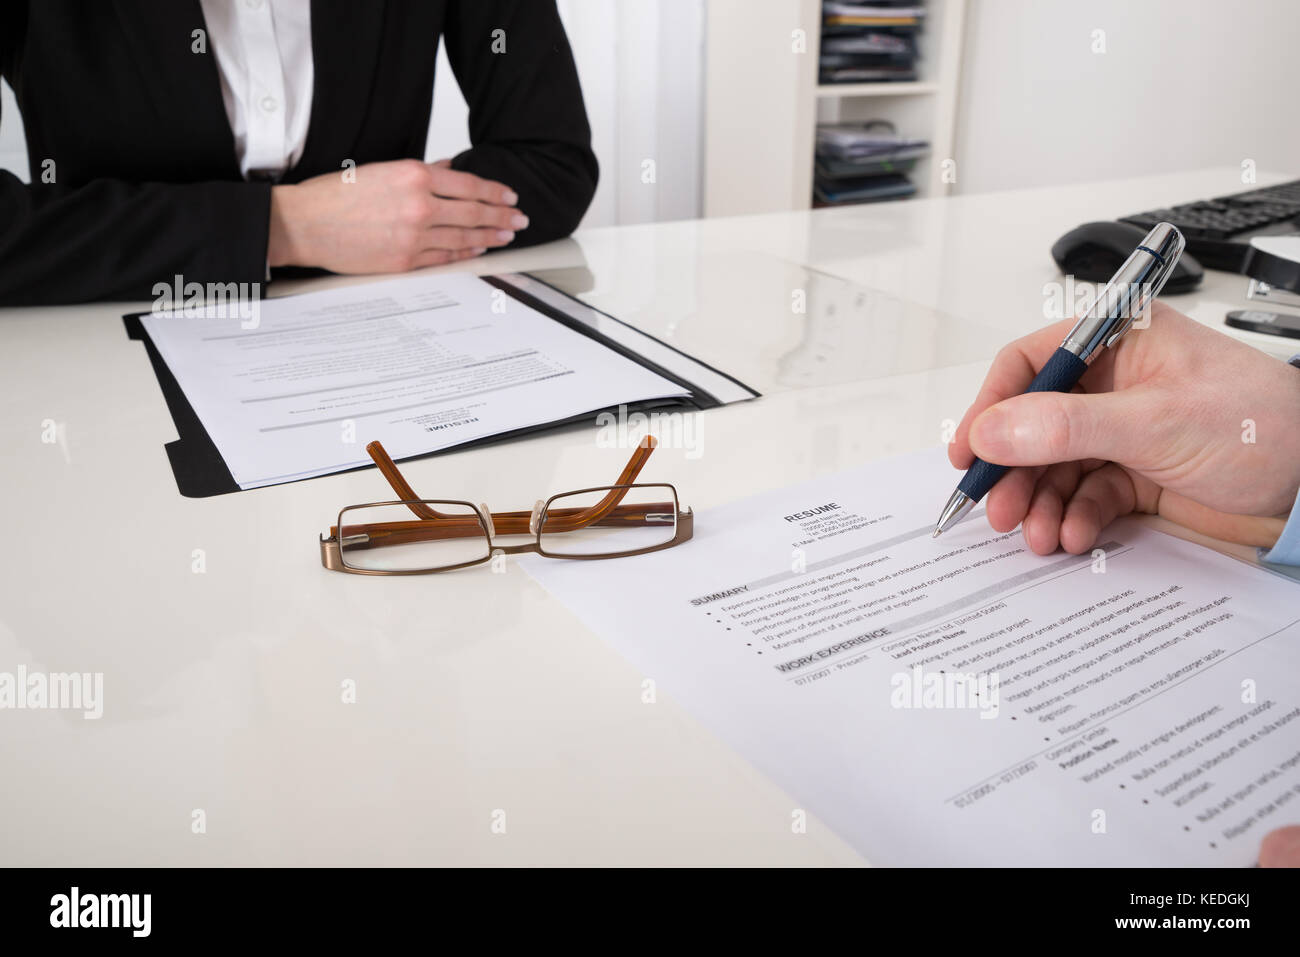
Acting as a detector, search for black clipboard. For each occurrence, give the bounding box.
[124,274,758,498]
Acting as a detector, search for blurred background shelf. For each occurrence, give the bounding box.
[705,0,967,215]
[815,80,939,97]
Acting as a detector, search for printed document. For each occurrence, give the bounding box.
[522,446,1300,865]
[140,273,690,488]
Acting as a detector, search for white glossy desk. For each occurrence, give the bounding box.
[0,168,1289,866]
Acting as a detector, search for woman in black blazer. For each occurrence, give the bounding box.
[0,0,598,304]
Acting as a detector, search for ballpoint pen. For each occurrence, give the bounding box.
[932,222,1186,537]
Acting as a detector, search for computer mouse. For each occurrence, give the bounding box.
[1051,221,1203,293]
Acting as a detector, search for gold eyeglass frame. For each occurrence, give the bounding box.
[319,436,693,575]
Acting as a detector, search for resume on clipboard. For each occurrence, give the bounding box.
[137,271,752,491]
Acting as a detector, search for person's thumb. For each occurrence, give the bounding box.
[1259,826,1300,867]
[968,389,1147,467]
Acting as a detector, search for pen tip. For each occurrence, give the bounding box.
[933,490,975,537]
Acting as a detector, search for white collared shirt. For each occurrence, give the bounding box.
[199,0,314,180]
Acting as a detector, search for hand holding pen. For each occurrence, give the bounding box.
[936,223,1300,554]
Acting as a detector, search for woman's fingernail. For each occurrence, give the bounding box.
[471,247,487,256]
[496,230,515,243]
[503,190,519,205]
[511,213,530,229]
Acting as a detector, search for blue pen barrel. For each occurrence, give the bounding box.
[957,347,1089,503]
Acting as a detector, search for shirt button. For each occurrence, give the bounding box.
[260,95,278,113]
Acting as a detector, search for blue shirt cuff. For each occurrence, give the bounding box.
[1259,353,1300,565]
[1262,486,1300,566]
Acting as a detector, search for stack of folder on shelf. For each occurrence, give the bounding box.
[820,1,925,84]
[813,121,929,206]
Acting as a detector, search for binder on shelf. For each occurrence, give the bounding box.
[813,120,929,206]
[819,1,925,83]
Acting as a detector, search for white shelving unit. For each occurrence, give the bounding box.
[815,80,938,98]
[704,0,967,217]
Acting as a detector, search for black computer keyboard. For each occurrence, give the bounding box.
[1120,179,1300,272]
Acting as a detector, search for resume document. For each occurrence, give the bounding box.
[523,446,1300,865]
[141,273,690,489]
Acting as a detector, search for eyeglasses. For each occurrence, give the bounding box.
[319,437,693,575]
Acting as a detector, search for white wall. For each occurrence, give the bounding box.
[953,0,1300,194]
[0,1,706,227]
[429,0,705,228]
[703,0,818,217]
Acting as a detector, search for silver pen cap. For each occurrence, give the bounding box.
[1061,222,1185,362]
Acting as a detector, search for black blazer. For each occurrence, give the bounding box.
[0,0,598,304]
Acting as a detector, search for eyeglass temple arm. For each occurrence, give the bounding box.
[534,435,661,532]
[366,436,659,527]
[334,501,677,548]
[366,441,446,520]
